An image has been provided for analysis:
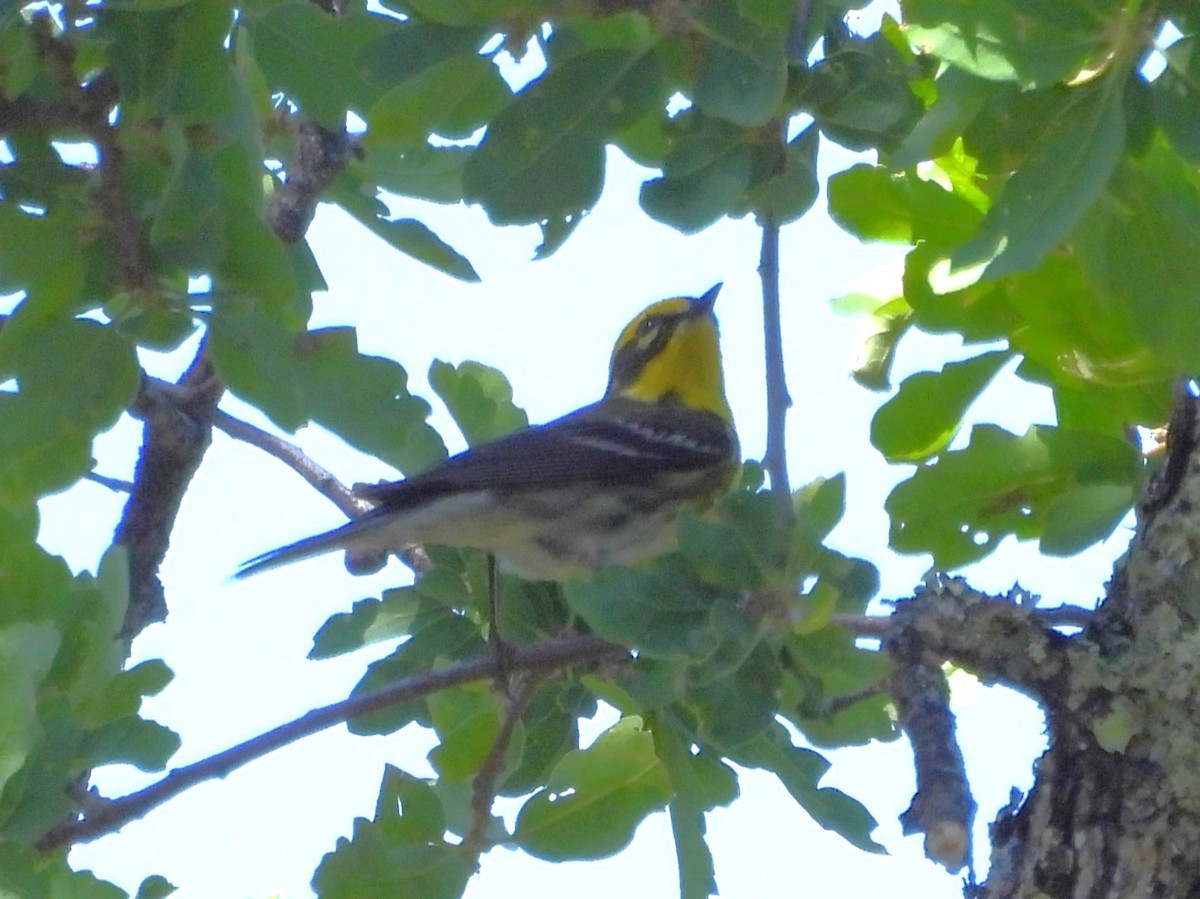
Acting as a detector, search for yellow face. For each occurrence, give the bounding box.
[606,291,734,423]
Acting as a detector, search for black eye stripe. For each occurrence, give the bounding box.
[607,311,687,395]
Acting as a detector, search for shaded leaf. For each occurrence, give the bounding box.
[952,82,1125,279]
[464,48,665,225]
[693,0,787,127]
[871,350,1011,461]
[515,717,672,860]
[210,308,447,476]
[428,360,528,447]
[730,723,883,852]
[886,424,1141,567]
[365,55,510,145]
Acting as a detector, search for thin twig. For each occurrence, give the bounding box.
[213,408,431,573]
[758,213,792,503]
[36,634,627,854]
[824,681,887,716]
[462,675,543,865]
[84,471,134,493]
[832,613,891,639]
[213,409,370,519]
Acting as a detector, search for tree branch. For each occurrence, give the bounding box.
[213,410,371,520]
[30,18,155,295]
[834,603,1093,643]
[888,635,974,873]
[462,675,543,865]
[213,408,432,573]
[758,213,792,503]
[36,635,627,854]
[116,349,223,640]
[266,118,356,245]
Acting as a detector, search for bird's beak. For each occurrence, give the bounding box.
[694,282,722,315]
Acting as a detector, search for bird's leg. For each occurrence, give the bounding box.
[486,552,513,696]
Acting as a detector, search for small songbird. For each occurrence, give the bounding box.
[237,284,739,581]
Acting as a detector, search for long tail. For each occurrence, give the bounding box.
[235,516,381,579]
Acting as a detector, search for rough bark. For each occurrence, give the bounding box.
[976,390,1200,898]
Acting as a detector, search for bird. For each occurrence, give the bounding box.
[236,284,739,581]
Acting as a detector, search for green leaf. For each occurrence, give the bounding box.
[712,488,792,573]
[748,124,820,225]
[653,724,739,899]
[310,588,430,659]
[364,55,510,145]
[890,67,1001,169]
[1155,36,1200,162]
[0,623,59,799]
[952,82,1125,280]
[315,842,470,899]
[1076,142,1200,372]
[0,319,139,506]
[677,510,763,590]
[904,0,1121,87]
[0,206,85,327]
[80,659,174,728]
[1040,482,1136,556]
[500,687,579,797]
[85,716,181,771]
[515,717,673,860]
[0,843,125,898]
[830,293,914,391]
[871,350,1010,461]
[794,693,898,748]
[373,766,447,846]
[828,164,983,248]
[329,174,479,282]
[886,424,1141,567]
[0,27,38,100]
[357,22,488,93]
[804,29,923,151]
[793,474,846,546]
[245,0,391,126]
[135,875,178,899]
[464,47,666,225]
[364,218,480,284]
[216,203,310,315]
[731,723,883,852]
[354,144,471,205]
[640,114,754,233]
[428,360,529,447]
[563,558,726,658]
[152,0,238,120]
[348,609,484,735]
[783,627,895,748]
[681,641,780,748]
[426,686,501,781]
[693,0,787,127]
[210,308,447,476]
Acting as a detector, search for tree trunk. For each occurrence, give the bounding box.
[981,393,1200,897]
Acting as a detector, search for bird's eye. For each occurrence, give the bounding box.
[638,316,659,336]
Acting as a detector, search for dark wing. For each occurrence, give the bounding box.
[361,399,736,513]
[236,400,736,579]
